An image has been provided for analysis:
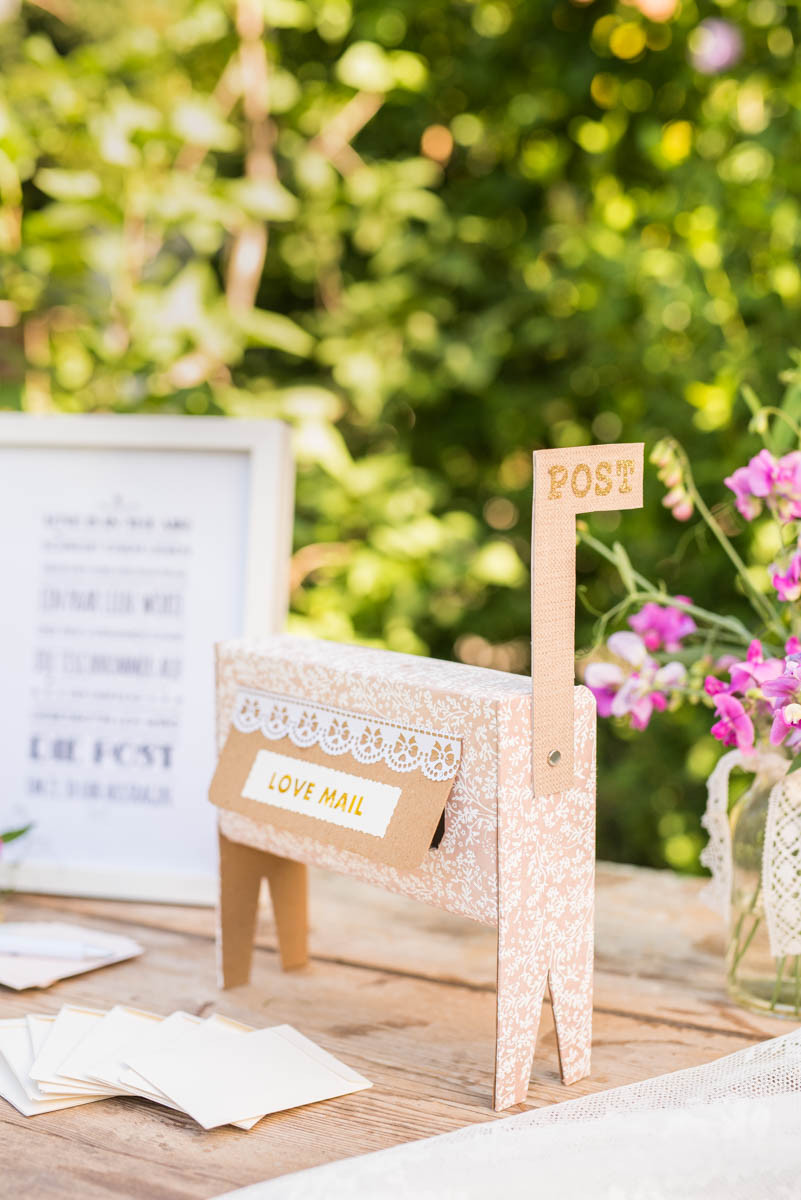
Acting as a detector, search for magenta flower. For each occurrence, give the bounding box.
[583,660,621,717]
[704,675,729,697]
[628,597,697,653]
[769,699,801,748]
[710,694,755,751]
[689,19,744,75]
[787,637,801,655]
[748,656,801,748]
[728,639,785,693]
[585,632,686,731]
[772,552,801,602]
[725,450,776,520]
[725,450,801,523]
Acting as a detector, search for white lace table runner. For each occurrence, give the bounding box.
[214,1028,801,1200]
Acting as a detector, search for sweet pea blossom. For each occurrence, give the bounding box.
[628,598,697,652]
[584,631,686,731]
[704,674,729,697]
[710,694,755,751]
[725,450,801,523]
[771,551,801,602]
[651,439,694,522]
[762,660,801,750]
[728,639,785,693]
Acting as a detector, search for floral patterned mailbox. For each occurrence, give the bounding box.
[209,444,644,1109]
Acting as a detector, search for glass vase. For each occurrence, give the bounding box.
[727,754,801,1016]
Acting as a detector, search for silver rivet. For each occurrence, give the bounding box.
[547,749,561,767]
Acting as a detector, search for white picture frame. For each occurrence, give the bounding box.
[0,413,294,903]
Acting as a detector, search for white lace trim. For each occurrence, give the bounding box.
[763,771,801,957]
[700,749,801,957]
[699,749,746,923]
[231,688,462,783]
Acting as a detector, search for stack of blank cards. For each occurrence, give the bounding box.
[0,1005,371,1129]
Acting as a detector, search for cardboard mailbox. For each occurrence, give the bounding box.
[209,444,644,1110]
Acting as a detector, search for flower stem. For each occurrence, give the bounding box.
[751,405,801,448]
[770,955,787,1010]
[577,528,757,647]
[674,445,783,637]
[731,917,760,977]
[729,883,761,979]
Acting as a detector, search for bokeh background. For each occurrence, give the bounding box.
[1,0,799,872]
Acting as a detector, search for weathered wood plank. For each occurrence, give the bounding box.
[0,865,792,1199]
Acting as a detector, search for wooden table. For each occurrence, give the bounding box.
[0,864,792,1199]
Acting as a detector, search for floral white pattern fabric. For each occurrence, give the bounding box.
[214,634,597,1109]
[232,688,462,782]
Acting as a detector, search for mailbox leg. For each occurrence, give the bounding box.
[548,887,594,1086]
[493,919,551,1110]
[262,853,308,971]
[217,831,308,986]
[217,831,265,988]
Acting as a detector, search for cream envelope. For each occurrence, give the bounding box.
[29,1005,120,1096]
[117,1010,202,1104]
[0,1017,99,1105]
[0,1019,103,1116]
[0,923,142,991]
[126,1021,371,1129]
[119,1013,275,1130]
[55,1005,162,1091]
[27,1013,56,1058]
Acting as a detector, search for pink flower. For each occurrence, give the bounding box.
[662,486,694,522]
[651,439,694,522]
[724,468,764,520]
[585,632,686,731]
[725,450,801,523]
[786,637,801,655]
[725,450,776,520]
[768,692,801,747]
[628,597,697,652]
[753,656,801,747]
[710,694,755,751]
[583,661,620,717]
[774,453,801,521]
[772,552,801,602]
[704,675,729,697]
[728,639,785,693]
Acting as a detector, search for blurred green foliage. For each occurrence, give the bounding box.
[1,0,800,871]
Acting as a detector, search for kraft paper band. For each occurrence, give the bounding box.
[531,443,644,794]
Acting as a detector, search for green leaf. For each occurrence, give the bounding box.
[0,824,33,844]
[787,754,801,776]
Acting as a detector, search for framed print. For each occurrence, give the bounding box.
[0,414,293,903]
